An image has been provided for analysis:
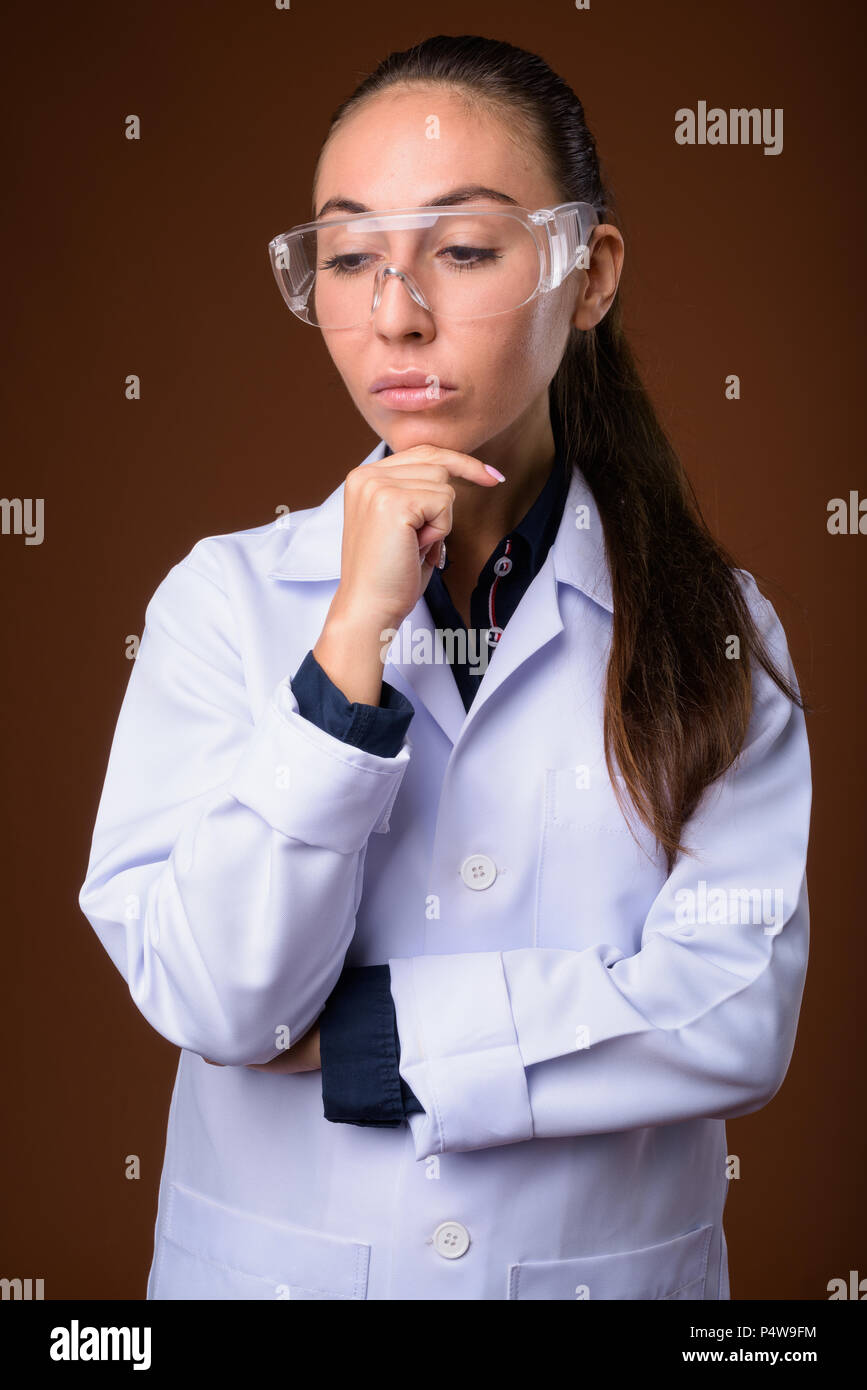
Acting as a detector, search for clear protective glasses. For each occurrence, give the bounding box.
[267,201,599,329]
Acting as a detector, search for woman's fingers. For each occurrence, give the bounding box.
[329,443,503,637]
[372,445,503,489]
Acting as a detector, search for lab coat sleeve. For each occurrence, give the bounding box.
[389,583,811,1158]
[78,544,410,1066]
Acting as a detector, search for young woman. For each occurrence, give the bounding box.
[79,35,811,1300]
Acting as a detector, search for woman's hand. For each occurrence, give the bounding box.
[202,1023,321,1074]
[331,445,503,637]
[311,445,503,706]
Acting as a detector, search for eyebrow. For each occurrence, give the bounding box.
[314,184,521,221]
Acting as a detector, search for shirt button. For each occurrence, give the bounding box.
[432,1221,471,1259]
[494,555,513,576]
[460,854,497,890]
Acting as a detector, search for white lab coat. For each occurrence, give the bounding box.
[78,438,811,1300]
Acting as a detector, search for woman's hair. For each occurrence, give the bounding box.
[315,34,807,873]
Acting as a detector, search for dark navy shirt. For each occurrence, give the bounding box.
[295,436,573,1127]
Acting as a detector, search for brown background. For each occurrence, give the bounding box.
[1,0,864,1299]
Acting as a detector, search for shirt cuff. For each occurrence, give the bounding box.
[291,649,414,759]
[320,964,423,1126]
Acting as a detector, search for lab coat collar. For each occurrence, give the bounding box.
[267,439,613,746]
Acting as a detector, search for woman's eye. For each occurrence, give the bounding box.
[439,245,502,271]
[319,254,370,277]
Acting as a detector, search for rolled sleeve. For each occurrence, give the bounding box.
[320,965,423,1126]
[291,648,414,759]
[227,673,410,855]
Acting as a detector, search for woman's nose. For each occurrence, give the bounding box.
[370,265,435,334]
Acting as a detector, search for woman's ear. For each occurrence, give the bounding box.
[571,224,625,331]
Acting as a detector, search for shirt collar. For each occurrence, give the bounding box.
[509,443,573,574]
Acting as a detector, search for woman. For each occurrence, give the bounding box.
[79,35,811,1300]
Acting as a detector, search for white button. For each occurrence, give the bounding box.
[494,555,513,576]
[460,854,497,890]
[432,1221,471,1259]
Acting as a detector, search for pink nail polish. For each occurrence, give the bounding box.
[484,465,506,482]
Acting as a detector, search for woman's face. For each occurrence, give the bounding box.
[312,86,589,459]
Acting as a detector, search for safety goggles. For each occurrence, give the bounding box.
[267,201,599,329]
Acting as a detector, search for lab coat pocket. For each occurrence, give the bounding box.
[150,1182,370,1300]
[536,764,658,949]
[506,1222,714,1300]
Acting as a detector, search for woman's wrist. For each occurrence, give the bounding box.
[313,606,393,707]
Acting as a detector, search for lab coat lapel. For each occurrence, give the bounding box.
[380,601,468,747]
[449,464,613,745]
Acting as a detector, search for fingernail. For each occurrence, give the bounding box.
[484,465,506,481]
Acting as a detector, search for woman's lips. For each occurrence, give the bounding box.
[372,384,457,411]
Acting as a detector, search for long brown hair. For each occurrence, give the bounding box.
[316,34,808,873]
